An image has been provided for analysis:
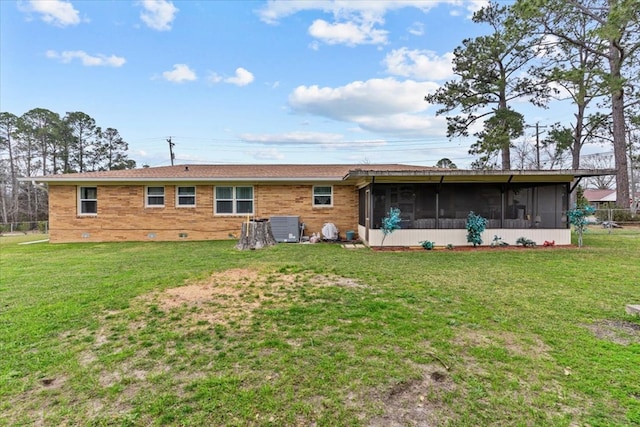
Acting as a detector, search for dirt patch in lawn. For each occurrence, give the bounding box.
[585,319,640,346]
[367,363,458,427]
[139,268,366,327]
[453,327,552,359]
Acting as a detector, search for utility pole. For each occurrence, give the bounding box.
[167,137,175,166]
[526,122,548,170]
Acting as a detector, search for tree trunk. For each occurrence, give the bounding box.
[236,219,277,250]
[609,42,630,208]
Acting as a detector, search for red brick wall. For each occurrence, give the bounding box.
[47,183,358,243]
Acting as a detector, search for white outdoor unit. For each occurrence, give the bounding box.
[270,216,300,243]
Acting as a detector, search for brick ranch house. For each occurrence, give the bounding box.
[26,164,614,247]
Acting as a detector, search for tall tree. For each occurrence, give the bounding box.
[20,108,61,175]
[435,158,458,169]
[517,0,640,206]
[15,116,43,221]
[64,111,97,173]
[529,12,609,169]
[0,112,20,223]
[96,128,136,171]
[425,2,551,169]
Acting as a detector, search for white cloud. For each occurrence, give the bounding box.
[383,48,454,81]
[308,19,388,46]
[22,0,81,27]
[209,68,255,86]
[207,72,223,84]
[241,131,388,150]
[257,1,440,25]
[356,114,448,136]
[289,78,439,119]
[257,1,444,47]
[46,50,126,67]
[407,22,424,36]
[225,68,255,86]
[465,0,489,16]
[162,64,196,83]
[139,0,178,31]
[288,77,446,137]
[246,148,286,161]
[240,131,344,145]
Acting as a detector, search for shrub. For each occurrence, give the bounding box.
[466,211,487,247]
[420,240,435,250]
[490,235,509,247]
[446,244,455,250]
[516,237,536,247]
[567,204,596,248]
[381,207,401,246]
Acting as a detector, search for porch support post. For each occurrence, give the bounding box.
[569,177,583,194]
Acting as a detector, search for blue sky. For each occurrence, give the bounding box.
[1,0,586,168]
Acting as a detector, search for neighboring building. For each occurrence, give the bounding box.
[25,164,614,247]
[583,189,616,208]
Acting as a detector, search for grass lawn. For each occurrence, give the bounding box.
[1,230,639,426]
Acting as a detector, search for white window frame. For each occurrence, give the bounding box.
[78,186,97,215]
[313,185,333,207]
[145,186,165,208]
[214,186,254,215]
[176,186,196,207]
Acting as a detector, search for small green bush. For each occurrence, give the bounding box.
[381,207,402,246]
[466,211,487,247]
[420,240,435,250]
[516,237,536,247]
[490,235,509,247]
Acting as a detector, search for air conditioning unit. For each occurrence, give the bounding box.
[270,216,300,243]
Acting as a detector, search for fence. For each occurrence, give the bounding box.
[0,221,49,235]
[593,208,639,224]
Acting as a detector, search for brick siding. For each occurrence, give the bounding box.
[47,183,358,243]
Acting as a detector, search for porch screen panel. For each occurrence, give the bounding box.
[438,184,501,228]
[359,186,367,226]
[506,184,567,229]
[535,184,567,228]
[371,184,437,229]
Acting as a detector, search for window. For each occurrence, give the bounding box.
[313,186,333,206]
[176,186,196,207]
[146,186,165,207]
[79,186,97,215]
[215,186,253,214]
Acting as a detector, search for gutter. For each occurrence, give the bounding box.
[20,177,344,184]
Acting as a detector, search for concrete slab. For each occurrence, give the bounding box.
[342,243,366,249]
[626,305,640,316]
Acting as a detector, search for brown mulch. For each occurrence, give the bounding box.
[373,245,576,252]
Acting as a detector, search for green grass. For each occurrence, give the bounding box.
[1,229,639,426]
